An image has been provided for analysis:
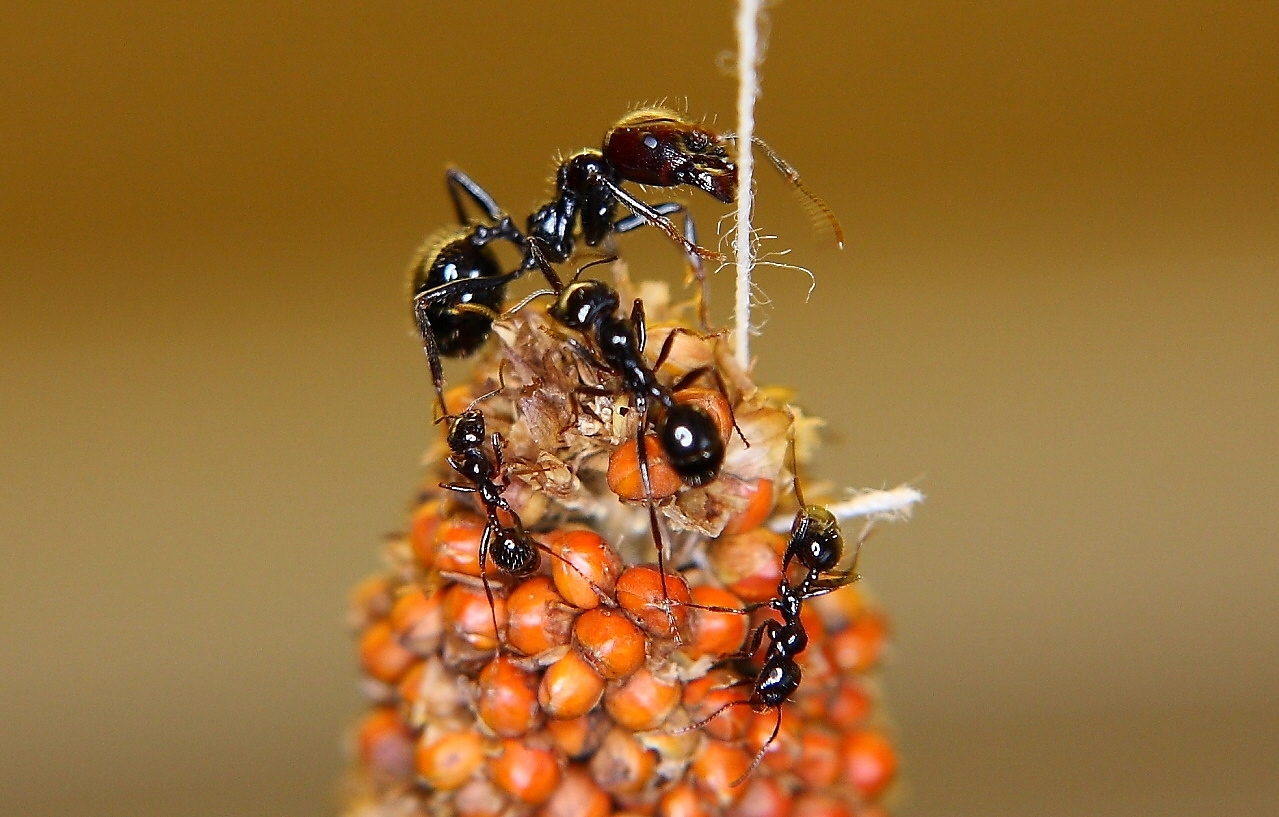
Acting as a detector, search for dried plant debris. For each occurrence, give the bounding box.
[345,265,910,817]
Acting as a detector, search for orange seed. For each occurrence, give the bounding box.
[488,738,561,805]
[607,436,681,501]
[539,649,606,719]
[573,607,647,680]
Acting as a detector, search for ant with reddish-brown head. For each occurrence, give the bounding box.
[410,108,841,411]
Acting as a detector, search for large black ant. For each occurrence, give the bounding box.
[676,432,864,785]
[517,248,743,604]
[410,108,842,409]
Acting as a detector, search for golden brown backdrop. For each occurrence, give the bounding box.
[3,2,1277,815]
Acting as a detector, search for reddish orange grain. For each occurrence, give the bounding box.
[408,499,443,569]
[794,727,842,788]
[841,729,897,801]
[433,513,489,577]
[389,585,445,656]
[540,765,612,817]
[416,729,485,791]
[825,679,872,729]
[548,529,625,609]
[690,740,751,807]
[545,712,606,760]
[455,779,509,817]
[573,607,647,680]
[709,529,786,604]
[727,776,793,817]
[721,478,776,536]
[358,620,417,684]
[615,566,691,639]
[441,583,508,652]
[791,793,852,817]
[682,669,751,741]
[607,436,681,501]
[476,656,541,738]
[590,729,658,796]
[488,739,562,805]
[539,649,606,719]
[356,707,415,782]
[827,612,888,673]
[506,575,576,656]
[604,665,681,730]
[658,783,714,817]
[685,585,749,659]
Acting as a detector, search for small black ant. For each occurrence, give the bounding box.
[410,108,842,409]
[439,387,615,646]
[676,432,865,786]
[438,405,542,640]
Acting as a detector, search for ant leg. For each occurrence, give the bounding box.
[596,174,725,264]
[445,167,506,225]
[635,402,682,642]
[412,298,449,415]
[478,523,502,646]
[616,202,710,329]
[524,237,567,292]
[732,706,783,787]
[439,482,477,493]
[630,298,647,354]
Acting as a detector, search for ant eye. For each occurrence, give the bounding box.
[642,134,659,150]
[685,131,709,152]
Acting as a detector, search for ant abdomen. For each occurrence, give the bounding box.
[788,506,844,573]
[410,231,508,357]
[657,403,725,487]
[489,528,541,577]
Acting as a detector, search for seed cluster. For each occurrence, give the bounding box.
[343,270,897,817]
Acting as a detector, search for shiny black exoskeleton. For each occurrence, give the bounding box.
[544,276,725,486]
[410,110,739,412]
[440,408,541,635]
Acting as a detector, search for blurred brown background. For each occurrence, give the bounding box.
[3,2,1277,815]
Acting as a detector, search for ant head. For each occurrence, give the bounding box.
[549,280,620,332]
[657,403,724,487]
[604,110,737,204]
[789,506,844,573]
[446,409,486,452]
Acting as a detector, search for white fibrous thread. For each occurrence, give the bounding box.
[733,0,764,370]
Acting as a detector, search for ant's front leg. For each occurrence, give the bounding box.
[445,167,507,225]
[616,202,710,329]
[630,298,647,354]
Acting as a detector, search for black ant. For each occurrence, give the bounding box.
[438,404,542,641]
[439,386,614,646]
[410,108,842,409]
[676,433,864,786]
[519,247,742,603]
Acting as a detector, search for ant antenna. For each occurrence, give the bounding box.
[723,134,846,249]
